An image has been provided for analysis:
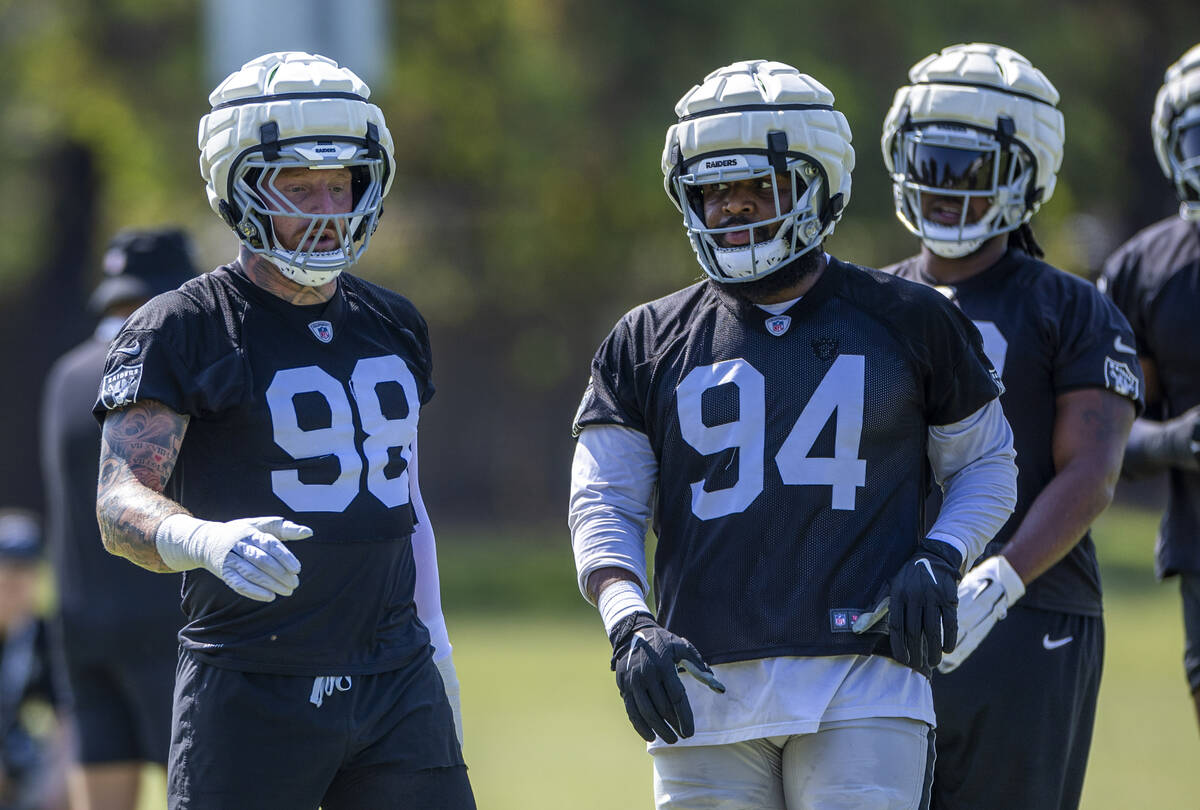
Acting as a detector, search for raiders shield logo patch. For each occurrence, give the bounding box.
[1104,356,1139,399]
[100,364,143,410]
[765,315,791,337]
[309,320,334,343]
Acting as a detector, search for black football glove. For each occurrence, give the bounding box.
[854,538,963,671]
[608,612,724,744]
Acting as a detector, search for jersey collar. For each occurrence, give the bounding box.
[221,263,349,340]
[710,255,841,332]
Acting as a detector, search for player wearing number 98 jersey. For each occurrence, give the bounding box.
[570,59,1018,810]
[92,52,474,810]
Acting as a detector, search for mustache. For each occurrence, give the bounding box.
[718,215,758,229]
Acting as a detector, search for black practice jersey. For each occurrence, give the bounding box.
[890,248,1144,615]
[1100,216,1200,578]
[93,265,435,676]
[573,257,1002,666]
[41,330,182,655]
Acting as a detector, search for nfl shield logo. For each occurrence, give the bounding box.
[309,320,334,343]
[765,315,791,337]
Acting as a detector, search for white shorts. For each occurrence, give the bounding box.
[651,716,932,810]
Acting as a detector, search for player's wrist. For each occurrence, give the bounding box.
[154,513,210,572]
[154,513,238,576]
[989,554,1026,606]
[598,579,651,636]
[919,536,964,579]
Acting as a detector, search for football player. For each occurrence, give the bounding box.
[41,228,195,810]
[881,44,1142,810]
[570,59,1019,809]
[92,52,474,810]
[1098,41,1200,730]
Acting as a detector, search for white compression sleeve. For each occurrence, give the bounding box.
[569,424,657,603]
[926,398,1018,568]
[408,437,452,662]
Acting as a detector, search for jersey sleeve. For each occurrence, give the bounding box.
[92,292,244,421]
[349,278,436,406]
[1098,244,1153,356]
[922,295,1004,426]
[399,300,436,407]
[1051,280,1145,411]
[572,317,646,436]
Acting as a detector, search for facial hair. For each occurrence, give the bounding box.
[712,247,824,303]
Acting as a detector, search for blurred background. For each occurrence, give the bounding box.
[1,0,1198,807]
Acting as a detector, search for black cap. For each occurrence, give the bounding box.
[88,227,199,314]
[0,510,40,563]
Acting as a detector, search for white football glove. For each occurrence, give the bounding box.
[434,654,463,745]
[155,514,312,602]
[937,554,1025,673]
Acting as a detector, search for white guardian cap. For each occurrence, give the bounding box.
[881,43,1064,258]
[198,51,396,286]
[1153,43,1200,221]
[662,60,855,283]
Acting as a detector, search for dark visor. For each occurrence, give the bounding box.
[903,142,997,191]
[1178,122,1200,162]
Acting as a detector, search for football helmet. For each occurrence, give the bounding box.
[198,51,396,286]
[1152,43,1200,221]
[662,60,854,283]
[882,43,1064,258]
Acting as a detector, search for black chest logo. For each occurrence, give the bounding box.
[812,338,839,361]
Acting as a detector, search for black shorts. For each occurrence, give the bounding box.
[930,605,1102,810]
[60,638,176,764]
[1178,573,1200,693]
[167,650,474,810]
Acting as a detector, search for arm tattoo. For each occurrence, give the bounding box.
[96,401,191,572]
[1080,400,1120,445]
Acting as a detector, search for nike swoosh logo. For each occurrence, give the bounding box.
[1113,335,1137,355]
[915,558,937,584]
[1042,634,1074,650]
[114,341,141,356]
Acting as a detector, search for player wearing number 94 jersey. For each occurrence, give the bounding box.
[570,59,1017,810]
[93,52,474,810]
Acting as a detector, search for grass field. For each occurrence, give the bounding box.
[132,504,1196,809]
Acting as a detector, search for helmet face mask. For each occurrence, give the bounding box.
[672,152,829,283]
[230,138,388,285]
[198,51,396,286]
[891,123,1035,258]
[880,43,1063,258]
[1166,105,1200,215]
[1152,44,1200,220]
[661,60,855,285]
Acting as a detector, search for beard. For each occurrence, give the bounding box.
[712,247,824,303]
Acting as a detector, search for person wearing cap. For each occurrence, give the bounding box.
[39,227,195,810]
[0,510,69,810]
[92,52,472,809]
